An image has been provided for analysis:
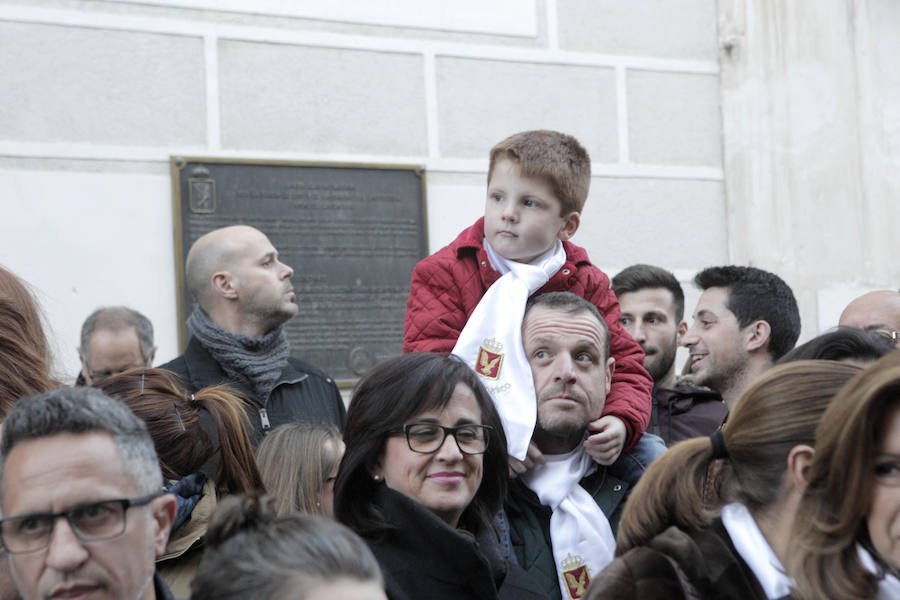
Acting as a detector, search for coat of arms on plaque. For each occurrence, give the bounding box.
[188,166,216,214]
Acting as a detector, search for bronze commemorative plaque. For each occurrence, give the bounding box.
[171,158,427,385]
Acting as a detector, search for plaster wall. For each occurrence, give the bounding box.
[0,0,893,383]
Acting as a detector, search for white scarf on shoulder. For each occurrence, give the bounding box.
[859,545,900,599]
[521,446,616,599]
[720,503,792,599]
[451,238,565,460]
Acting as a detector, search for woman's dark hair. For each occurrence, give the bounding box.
[777,326,894,364]
[616,360,862,554]
[0,265,57,417]
[335,353,508,536]
[93,367,264,494]
[191,493,383,600]
[788,352,900,600]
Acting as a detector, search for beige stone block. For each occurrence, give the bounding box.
[424,172,485,251]
[436,57,618,161]
[627,70,721,166]
[0,22,205,145]
[576,177,726,269]
[219,41,426,155]
[557,0,717,61]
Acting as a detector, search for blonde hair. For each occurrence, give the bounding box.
[616,360,861,554]
[256,423,343,516]
[488,130,590,214]
[788,352,900,600]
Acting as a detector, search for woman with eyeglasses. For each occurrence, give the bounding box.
[788,352,900,599]
[335,353,545,600]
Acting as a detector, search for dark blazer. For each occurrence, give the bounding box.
[161,336,345,444]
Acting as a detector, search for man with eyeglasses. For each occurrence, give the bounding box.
[0,387,178,600]
[77,306,156,385]
[504,292,631,600]
[839,290,900,348]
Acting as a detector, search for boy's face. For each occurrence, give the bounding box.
[484,159,580,264]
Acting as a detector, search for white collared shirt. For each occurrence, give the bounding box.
[720,503,793,599]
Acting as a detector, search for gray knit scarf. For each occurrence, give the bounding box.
[187,307,289,404]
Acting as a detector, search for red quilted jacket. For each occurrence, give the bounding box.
[403,218,652,451]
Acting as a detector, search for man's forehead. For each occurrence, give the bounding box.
[523,306,606,343]
[2,432,131,508]
[693,287,733,318]
[840,292,900,330]
[618,288,677,316]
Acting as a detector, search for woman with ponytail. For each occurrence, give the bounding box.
[586,360,861,600]
[94,367,265,597]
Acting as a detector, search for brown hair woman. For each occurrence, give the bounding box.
[586,360,861,600]
[789,351,900,599]
[94,367,264,597]
[0,265,57,418]
[256,423,344,517]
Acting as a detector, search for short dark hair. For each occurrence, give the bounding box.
[192,493,383,600]
[611,264,686,322]
[335,353,507,537]
[0,387,162,499]
[80,306,154,365]
[524,292,610,360]
[694,266,800,361]
[488,130,591,214]
[776,326,895,365]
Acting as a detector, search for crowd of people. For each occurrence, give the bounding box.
[0,129,898,600]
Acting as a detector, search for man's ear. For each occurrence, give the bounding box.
[211,271,238,300]
[147,347,157,367]
[744,320,771,353]
[676,320,688,343]
[78,349,91,384]
[787,444,815,491]
[557,211,581,241]
[151,493,178,557]
[604,357,615,394]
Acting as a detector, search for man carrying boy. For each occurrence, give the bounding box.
[404,130,653,468]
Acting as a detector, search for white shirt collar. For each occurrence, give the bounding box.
[720,503,792,599]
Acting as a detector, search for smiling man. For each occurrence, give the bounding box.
[682,266,800,410]
[612,264,727,445]
[0,387,177,600]
[505,292,630,600]
[161,225,344,443]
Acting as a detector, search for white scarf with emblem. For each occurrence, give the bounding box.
[522,445,617,599]
[451,237,566,460]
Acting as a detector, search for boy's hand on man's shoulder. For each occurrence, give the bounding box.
[583,415,626,465]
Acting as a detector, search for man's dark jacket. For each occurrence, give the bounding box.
[161,337,345,444]
[650,380,728,446]
[504,468,630,600]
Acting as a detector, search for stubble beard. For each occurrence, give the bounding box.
[645,338,678,384]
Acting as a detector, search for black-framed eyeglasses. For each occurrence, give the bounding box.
[390,422,493,455]
[0,492,161,554]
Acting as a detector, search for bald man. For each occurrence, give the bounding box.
[839,290,900,348]
[161,225,345,443]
